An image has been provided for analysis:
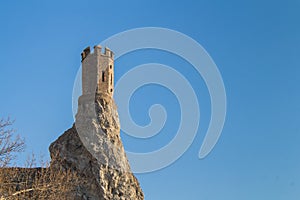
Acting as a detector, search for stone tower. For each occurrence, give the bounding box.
[0,46,144,200]
[49,46,144,199]
[81,45,114,96]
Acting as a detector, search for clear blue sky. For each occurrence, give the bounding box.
[0,0,299,199]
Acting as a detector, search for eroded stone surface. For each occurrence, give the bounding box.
[49,93,144,200]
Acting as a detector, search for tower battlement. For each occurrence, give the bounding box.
[81,45,114,96]
[81,46,114,61]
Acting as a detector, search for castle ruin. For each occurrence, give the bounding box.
[81,45,114,96]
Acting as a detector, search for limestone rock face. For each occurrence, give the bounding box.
[49,93,144,200]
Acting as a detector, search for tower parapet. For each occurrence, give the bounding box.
[81,45,114,96]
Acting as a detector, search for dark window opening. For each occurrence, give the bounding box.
[110,74,112,85]
[110,89,113,92]
[109,65,112,69]
[102,71,105,82]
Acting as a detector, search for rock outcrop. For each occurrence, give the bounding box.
[0,46,143,200]
[49,93,144,200]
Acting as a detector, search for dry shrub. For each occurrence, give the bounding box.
[0,160,82,199]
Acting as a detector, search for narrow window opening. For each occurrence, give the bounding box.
[110,89,113,92]
[110,74,112,85]
[102,71,105,82]
[109,65,112,69]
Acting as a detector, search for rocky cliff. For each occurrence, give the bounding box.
[0,45,143,199]
[49,92,144,200]
[0,93,143,200]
